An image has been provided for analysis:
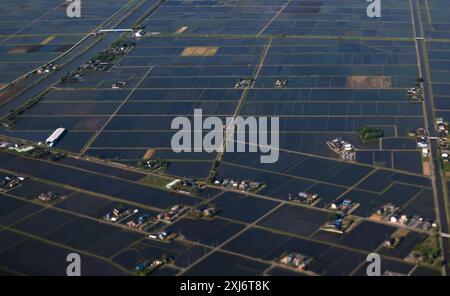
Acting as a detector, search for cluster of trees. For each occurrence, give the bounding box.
[206,159,220,184]
[2,90,50,128]
[187,203,220,219]
[137,159,168,171]
[60,40,136,84]
[414,77,423,87]
[413,235,441,266]
[358,126,384,143]
[25,147,50,158]
[172,179,200,194]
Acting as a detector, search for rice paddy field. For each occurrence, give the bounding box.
[0,0,448,276]
[0,0,135,85]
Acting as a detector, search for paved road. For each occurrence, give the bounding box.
[410,0,449,275]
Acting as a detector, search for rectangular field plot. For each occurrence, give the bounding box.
[54,193,119,218]
[338,182,432,219]
[182,251,269,276]
[421,0,450,40]
[223,227,330,261]
[112,239,211,270]
[0,194,43,226]
[0,230,128,276]
[378,231,427,259]
[222,150,373,187]
[213,192,280,223]
[181,47,219,56]
[338,221,396,252]
[257,204,329,236]
[43,217,143,257]
[223,227,369,276]
[352,257,426,276]
[166,217,245,246]
[55,156,145,181]
[164,161,213,179]
[7,179,73,200]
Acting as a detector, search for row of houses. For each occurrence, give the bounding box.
[0,175,26,191]
[410,127,432,158]
[104,206,138,223]
[370,202,436,231]
[279,252,313,271]
[157,204,186,223]
[435,118,450,163]
[214,178,263,193]
[288,191,319,205]
[126,214,151,229]
[38,191,62,202]
[329,199,357,213]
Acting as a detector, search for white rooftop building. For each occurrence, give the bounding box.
[46,128,66,147]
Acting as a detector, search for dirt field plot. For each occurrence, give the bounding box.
[346,76,392,88]
[181,47,219,56]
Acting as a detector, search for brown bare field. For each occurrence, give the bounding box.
[143,149,155,159]
[394,228,409,237]
[176,26,188,34]
[0,84,23,104]
[368,214,383,221]
[347,75,392,88]
[8,45,41,54]
[8,47,29,54]
[422,160,430,176]
[181,46,218,56]
[40,36,55,45]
